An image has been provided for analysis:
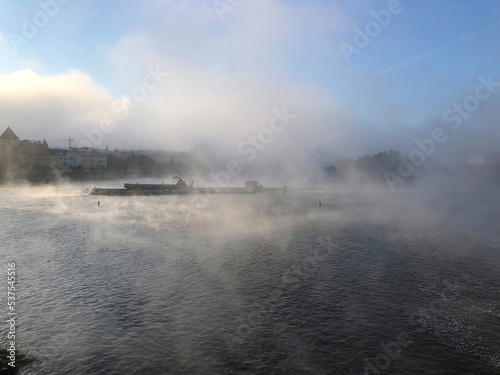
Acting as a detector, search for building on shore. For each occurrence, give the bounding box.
[20,139,50,168]
[50,148,107,170]
[1,126,107,178]
[0,127,20,172]
[0,127,50,174]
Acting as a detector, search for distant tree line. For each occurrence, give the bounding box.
[325,150,416,185]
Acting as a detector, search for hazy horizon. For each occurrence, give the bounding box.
[2,3,500,372]
[1,0,500,173]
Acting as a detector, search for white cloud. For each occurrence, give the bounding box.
[0,69,118,145]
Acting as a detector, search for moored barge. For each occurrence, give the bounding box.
[90,178,285,196]
[91,176,193,196]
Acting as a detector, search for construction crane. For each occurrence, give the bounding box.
[59,136,74,148]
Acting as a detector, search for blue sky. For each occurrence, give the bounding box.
[0,0,499,160]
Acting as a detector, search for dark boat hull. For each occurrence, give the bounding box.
[90,187,190,196]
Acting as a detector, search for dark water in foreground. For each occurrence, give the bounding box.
[1,186,499,374]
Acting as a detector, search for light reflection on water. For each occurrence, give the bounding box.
[1,186,499,374]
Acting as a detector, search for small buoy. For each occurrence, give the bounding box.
[98,201,101,207]
[318,200,321,207]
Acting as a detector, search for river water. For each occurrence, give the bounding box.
[1,185,499,374]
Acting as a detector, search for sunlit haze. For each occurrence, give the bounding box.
[1,2,500,374]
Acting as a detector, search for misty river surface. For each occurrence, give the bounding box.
[1,185,500,374]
